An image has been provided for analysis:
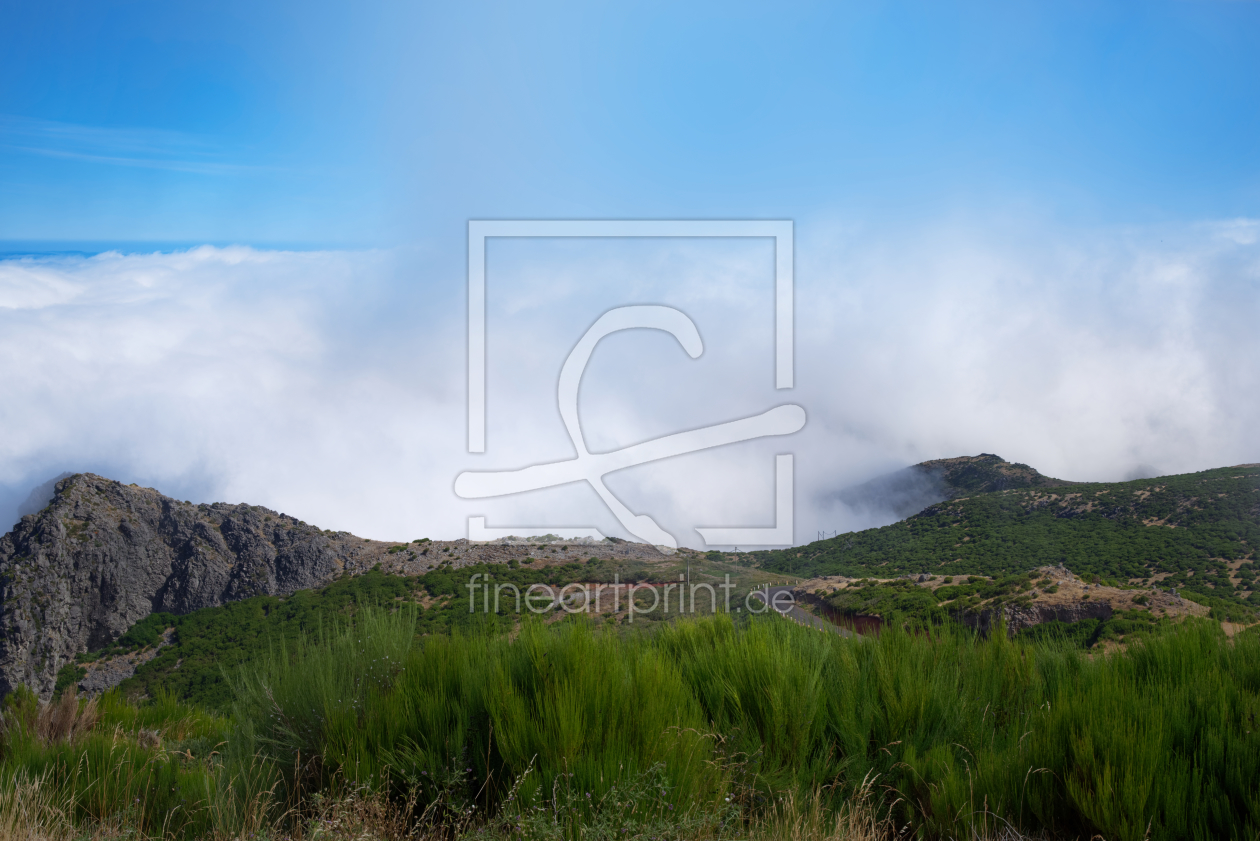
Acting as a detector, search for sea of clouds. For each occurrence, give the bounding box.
[1,218,1256,547]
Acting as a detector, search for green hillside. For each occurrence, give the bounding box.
[68,561,587,710]
[761,463,1260,610]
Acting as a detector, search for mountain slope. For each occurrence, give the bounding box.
[765,461,1260,612]
[831,453,1078,522]
[0,473,391,698]
[916,453,1079,496]
[0,472,679,699]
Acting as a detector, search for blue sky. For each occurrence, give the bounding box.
[3,1,1259,245]
[1,2,1258,544]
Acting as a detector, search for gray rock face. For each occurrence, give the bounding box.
[959,601,1115,637]
[0,474,363,699]
[78,629,175,697]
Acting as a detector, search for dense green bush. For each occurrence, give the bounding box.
[113,565,573,709]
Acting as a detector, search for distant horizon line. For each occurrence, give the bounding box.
[0,239,368,258]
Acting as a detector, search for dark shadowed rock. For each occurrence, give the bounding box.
[958,600,1115,637]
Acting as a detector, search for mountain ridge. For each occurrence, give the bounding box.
[764,459,1260,618]
[0,472,392,698]
[830,453,1078,523]
[6,455,1257,698]
[0,472,675,698]
[915,453,1079,496]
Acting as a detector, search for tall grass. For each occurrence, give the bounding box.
[227,611,1260,840]
[5,611,1259,839]
[0,772,75,841]
[229,609,727,825]
[0,687,230,839]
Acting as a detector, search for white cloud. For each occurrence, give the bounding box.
[0,221,1256,545]
[792,218,1260,518]
[1213,218,1260,246]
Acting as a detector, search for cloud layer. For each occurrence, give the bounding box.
[1,219,1257,545]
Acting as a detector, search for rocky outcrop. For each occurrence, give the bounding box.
[0,473,678,700]
[957,600,1115,637]
[0,474,375,699]
[78,629,175,696]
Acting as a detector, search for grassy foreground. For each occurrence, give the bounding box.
[5,613,1260,840]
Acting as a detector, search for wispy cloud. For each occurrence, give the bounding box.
[0,115,267,176]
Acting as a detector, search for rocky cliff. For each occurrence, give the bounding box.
[0,473,382,699]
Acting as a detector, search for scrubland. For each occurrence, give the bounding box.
[4,611,1260,841]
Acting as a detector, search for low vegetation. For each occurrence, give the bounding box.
[808,574,1201,644]
[80,564,595,710]
[70,555,779,712]
[7,608,1260,840]
[759,465,1260,615]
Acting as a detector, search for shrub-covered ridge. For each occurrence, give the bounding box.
[761,463,1260,614]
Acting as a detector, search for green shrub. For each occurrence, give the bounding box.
[53,664,86,698]
[1,684,38,722]
[113,612,175,650]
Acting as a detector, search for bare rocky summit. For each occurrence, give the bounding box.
[0,473,377,699]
